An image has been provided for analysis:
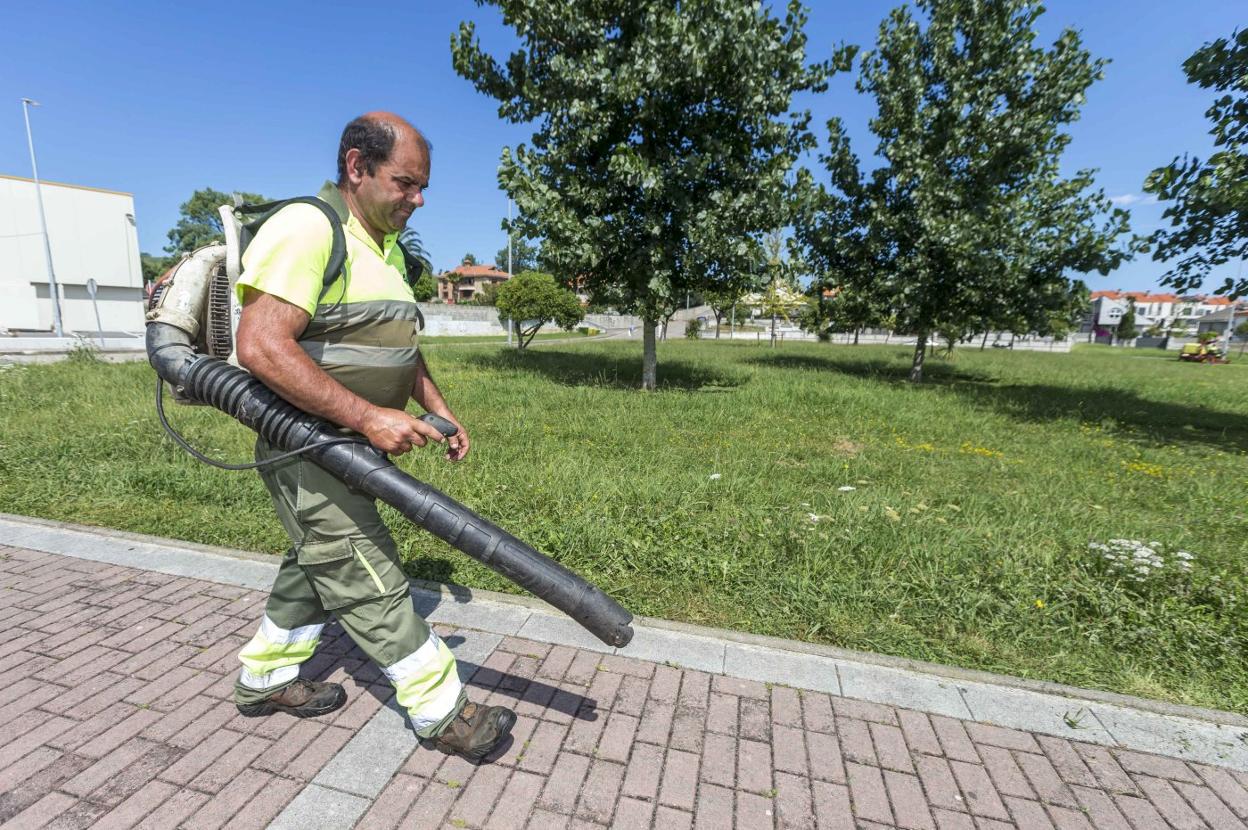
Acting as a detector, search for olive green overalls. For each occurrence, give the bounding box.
[232,183,464,737]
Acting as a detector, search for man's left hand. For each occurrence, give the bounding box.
[444,417,470,462]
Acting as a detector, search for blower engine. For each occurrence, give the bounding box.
[144,212,633,648]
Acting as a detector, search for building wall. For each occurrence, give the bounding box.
[0,174,143,334]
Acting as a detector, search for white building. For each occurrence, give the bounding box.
[0,173,144,335]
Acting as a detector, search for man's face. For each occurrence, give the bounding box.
[353,135,429,236]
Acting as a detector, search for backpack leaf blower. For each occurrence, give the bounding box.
[145,222,633,648]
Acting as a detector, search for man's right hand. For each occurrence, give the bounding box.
[361,407,448,455]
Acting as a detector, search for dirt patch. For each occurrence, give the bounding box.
[832,438,864,456]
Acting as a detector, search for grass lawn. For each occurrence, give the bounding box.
[1,340,1245,712]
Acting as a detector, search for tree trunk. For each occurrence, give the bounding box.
[980,331,989,350]
[714,310,722,339]
[853,329,860,345]
[770,312,777,348]
[642,320,658,391]
[909,333,927,383]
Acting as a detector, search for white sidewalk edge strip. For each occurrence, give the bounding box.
[3,513,1247,772]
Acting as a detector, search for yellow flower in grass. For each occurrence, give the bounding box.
[959,442,1004,459]
[1034,599,1046,609]
[1121,460,1165,478]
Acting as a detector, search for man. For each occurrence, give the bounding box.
[230,112,515,760]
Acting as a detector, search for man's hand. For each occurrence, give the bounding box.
[443,416,470,462]
[361,407,449,456]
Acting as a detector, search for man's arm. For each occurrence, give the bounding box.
[411,352,470,461]
[235,288,445,455]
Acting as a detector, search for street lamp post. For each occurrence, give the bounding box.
[507,198,514,348]
[21,98,64,337]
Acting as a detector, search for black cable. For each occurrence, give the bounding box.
[155,377,360,470]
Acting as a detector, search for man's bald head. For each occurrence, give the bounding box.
[336,112,431,186]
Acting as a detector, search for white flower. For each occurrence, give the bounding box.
[807,513,822,523]
[1175,551,1195,561]
[708,473,721,481]
[838,486,856,492]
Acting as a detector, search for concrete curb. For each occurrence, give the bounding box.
[3,512,1247,773]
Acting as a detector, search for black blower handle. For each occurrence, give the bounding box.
[418,413,459,439]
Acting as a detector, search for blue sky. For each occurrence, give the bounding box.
[0,0,1242,292]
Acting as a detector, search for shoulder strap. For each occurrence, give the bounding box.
[234,197,346,299]
[399,247,427,331]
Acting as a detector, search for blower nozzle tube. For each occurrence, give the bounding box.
[146,322,634,648]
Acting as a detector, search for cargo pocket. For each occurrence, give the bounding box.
[296,537,391,610]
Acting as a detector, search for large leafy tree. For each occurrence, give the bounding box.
[452,0,847,389]
[165,187,267,254]
[800,0,1133,381]
[1144,29,1248,298]
[495,271,585,348]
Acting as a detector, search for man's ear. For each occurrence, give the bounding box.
[345,147,365,184]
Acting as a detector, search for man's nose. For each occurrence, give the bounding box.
[410,191,425,209]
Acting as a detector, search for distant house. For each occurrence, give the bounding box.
[1084,290,1240,338]
[436,264,512,304]
[1196,304,1248,340]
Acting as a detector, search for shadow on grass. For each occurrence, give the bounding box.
[743,351,990,384]
[466,348,746,391]
[748,350,1248,451]
[948,381,1248,453]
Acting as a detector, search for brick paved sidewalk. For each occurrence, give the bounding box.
[2,544,1247,829]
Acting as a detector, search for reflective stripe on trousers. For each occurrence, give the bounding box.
[383,631,463,732]
[237,615,324,691]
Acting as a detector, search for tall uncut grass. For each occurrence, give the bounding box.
[1,340,1244,712]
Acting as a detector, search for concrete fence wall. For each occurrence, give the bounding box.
[695,327,1075,352]
[416,303,642,337]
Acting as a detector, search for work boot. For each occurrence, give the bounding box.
[431,701,517,760]
[236,679,346,719]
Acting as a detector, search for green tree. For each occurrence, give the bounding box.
[803,0,1133,381]
[1235,319,1248,354]
[399,228,434,275]
[1116,301,1138,342]
[495,271,585,349]
[494,236,540,274]
[140,252,176,285]
[452,0,848,389]
[410,271,437,303]
[1144,29,1248,299]
[797,296,832,341]
[794,111,886,344]
[165,187,266,254]
[469,281,502,306]
[704,274,761,338]
[461,253,479,266]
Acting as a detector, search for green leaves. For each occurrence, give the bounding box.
[453,0,842,386]
[1145,28,1248,298]
[797,0,1135,380]
[165,187,267,255]
[495,270,586,349]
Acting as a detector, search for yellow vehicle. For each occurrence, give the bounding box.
[1178,342,1229,363]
